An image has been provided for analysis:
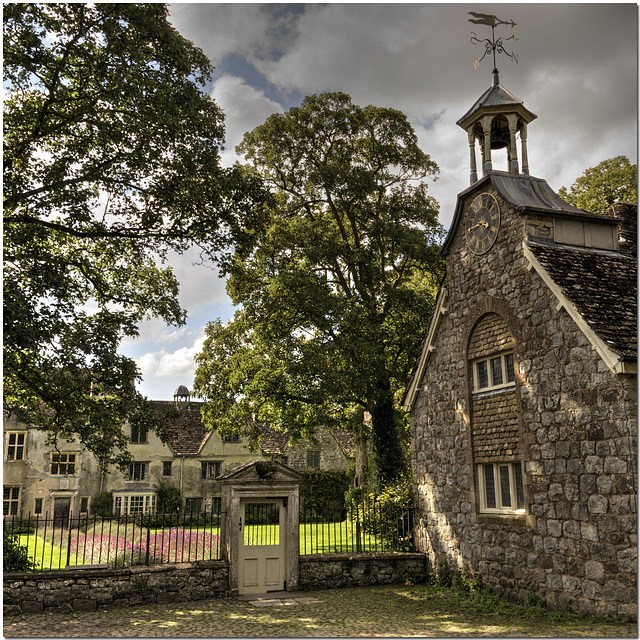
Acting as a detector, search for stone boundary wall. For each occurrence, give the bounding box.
[4,552,427,615]
[299,552,427,590]
[3,561,229,616]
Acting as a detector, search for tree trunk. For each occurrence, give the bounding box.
[370,377,406,487]
[353,410,370,489]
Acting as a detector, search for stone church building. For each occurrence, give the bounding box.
[404,69,637,617]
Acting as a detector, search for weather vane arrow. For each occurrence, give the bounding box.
[468,11,518,71]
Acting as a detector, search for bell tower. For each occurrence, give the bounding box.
[458,12,536,184]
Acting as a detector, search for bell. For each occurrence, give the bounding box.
[490,126,509,150]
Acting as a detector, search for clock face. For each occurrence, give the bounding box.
[465,192,501,255]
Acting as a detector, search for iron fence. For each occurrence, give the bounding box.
[5,497,414,573]
[300,498,414,554]
[3,506,222,572]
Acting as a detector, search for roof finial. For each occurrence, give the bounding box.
[468,12,518,79]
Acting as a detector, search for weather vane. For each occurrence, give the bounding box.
[468,12,518,71]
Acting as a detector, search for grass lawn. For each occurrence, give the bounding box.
[18,519,388,569]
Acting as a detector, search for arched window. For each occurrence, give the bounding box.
[468,313,525,515]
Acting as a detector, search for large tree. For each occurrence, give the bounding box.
[3,3,262,470]
[558,156,637,213]
[194,92,444,486]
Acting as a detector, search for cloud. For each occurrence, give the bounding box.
[135,2,636,402]
[168,4,272,65]
[211,75,284,165]
[137,334,206,379]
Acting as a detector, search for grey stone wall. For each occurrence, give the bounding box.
[4,553,426,615]
[299,552,427,590]
[4,561,229,615]
[410,187,637,619]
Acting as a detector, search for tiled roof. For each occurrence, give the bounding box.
[257,426,291,454]
[150,401,357,458]
[151,401,211,455]
[331,430,356,457]
[527,203,637,362]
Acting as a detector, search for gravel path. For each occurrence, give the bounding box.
[4,585,637,637]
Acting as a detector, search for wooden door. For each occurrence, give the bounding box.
[53,497,71,528]
[238,498,285,594]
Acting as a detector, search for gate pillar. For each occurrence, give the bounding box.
[218,460,303,596]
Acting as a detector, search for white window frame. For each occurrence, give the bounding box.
[472,351,515,393]
[477,462,525,515]
[6,431,26,461]
[113,493,156,516]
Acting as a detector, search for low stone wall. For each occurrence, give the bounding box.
[299,552,427,590]
[4,553,427,615]
[3,560,229,615]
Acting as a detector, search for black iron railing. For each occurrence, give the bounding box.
[3,507,222,572]
[300,498,414,554]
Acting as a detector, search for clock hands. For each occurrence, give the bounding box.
[468,219,489,231]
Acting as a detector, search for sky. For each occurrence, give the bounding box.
[119,2,638,401]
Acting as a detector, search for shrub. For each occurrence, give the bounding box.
[301,470,351,509]
[301,470,351,521]
[3,519,36,534]
[90,492,113,517]
[155,481,181,514]
[345,473,414,550]
[3,531,38,572]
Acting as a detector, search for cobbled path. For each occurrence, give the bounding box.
[4,585,637,637]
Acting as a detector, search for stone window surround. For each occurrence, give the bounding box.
[201,461,222,479]
[130,424,148,444]
[49,451,77,476]
[6,431,26,461]
[128,461,148,481]
[307,450,321,469]
[3,485,20,516]
[463,297,530,522]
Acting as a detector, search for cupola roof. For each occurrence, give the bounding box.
[457,71,536,129]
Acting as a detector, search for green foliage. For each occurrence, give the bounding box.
[3,3,265,470]
[301,470,351,522]
[3,530,38,572]
[90,492,113,518]
[155,481,182,514]
[428,564,558,617]
[301,470,351,509]
[558,156,637,213]
[345,474,414,550]
[194,92,444,486]
[3,519,36,534]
